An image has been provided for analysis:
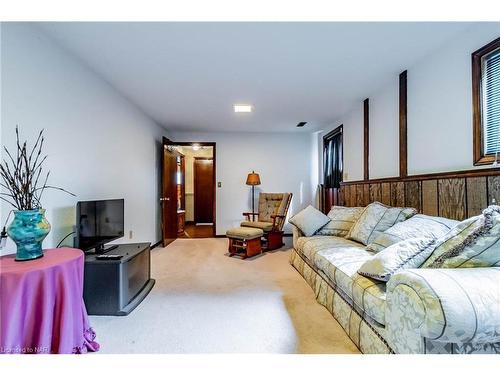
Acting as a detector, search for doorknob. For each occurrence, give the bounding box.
[160,197,170,201]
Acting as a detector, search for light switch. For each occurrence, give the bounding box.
[218,182,222,188]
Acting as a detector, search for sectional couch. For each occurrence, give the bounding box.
[289,204,500,354]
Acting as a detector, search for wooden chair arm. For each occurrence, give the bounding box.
[270,214,286,219]
[242,212,259,221]
[270,214,286,231]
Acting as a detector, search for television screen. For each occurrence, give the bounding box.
[76,199,124,251]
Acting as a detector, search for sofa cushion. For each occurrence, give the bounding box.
[358,237,437,282]
[316,206,364,237]
[347,202,416,246]
[422,205,500,269]
[313,246,387,325]
[226,227,264,239]
[367,214,458,252]
[296,235,363,263]
[289,205,330,237]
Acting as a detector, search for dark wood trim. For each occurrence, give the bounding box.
[323,124,343,141]
[363,98,369,181]
[150,240,162,249]
[399,70,408,178]
[472,36,500,166]
[322,124,343,188]
[341,166,500,186]
[169,142,217,236]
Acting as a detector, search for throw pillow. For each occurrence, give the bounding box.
[316,206,364,237]
[289,205,331,237]
[347,201,417,245]
[422,205,500,269]
[366,214,459,252]
[358,237,437,282]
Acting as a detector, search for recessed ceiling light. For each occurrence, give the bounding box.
[297,122,307,127]
[234,104,253,113]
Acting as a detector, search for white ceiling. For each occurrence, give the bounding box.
[38,22,475,133]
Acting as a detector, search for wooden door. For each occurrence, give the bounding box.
[161,141,178,246]
[194,158,214,223]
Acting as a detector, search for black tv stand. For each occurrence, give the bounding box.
[83,242,155,316]
[95,244,119,254]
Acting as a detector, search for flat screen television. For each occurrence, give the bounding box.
[76,199,124,253]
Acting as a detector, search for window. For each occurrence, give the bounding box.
[323,125,343,188]
[472,36,500,165]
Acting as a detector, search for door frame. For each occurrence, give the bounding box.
[166,141,217,236]
[193,157,214,224]
[161,137,180,246]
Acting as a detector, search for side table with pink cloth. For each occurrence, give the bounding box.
[0,248,100,354]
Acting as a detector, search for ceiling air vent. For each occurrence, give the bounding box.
[296,122,307,127]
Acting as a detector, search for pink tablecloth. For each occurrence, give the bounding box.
[0,248,99,354]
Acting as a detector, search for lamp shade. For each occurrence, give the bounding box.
[246,171,261,186]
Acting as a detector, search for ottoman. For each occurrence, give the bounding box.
[226,227,263,258]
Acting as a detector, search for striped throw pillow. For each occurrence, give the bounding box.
[367,214,458,252]
[347,202,417,246]
[316,206,364,237]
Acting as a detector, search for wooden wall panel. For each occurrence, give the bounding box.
[363,184,370,206]
[467,177,487,217]
[369,183,382,203]
[438,178,466,220]
[331,167,500,219]
[356,185,365,206]
[421,180,438,216]
[488,176,500,206]
[341,186,348,207]
[348,185,357,206]
[391,182,405,207]
[381,183,391,206]
[338,186,345,207]
[405,181,421,212]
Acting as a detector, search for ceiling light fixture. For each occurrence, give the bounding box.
[192,143,201,151]
[234,104,253,113]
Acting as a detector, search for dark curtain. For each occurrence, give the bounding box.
[323,131,343,188]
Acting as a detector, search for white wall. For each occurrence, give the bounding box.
[317,23,500,184]
[170,131,314,235]
[0,23,167,255]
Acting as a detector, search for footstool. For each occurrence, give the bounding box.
[226,227,264,258]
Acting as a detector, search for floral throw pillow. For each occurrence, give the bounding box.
[358,237,437,282]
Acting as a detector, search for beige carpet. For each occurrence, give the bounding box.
[89,238,359,354]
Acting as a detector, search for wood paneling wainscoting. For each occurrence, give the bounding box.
[319,186,340,214]
[320,168,500,220]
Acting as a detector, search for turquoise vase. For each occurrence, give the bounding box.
[7,209,51,261]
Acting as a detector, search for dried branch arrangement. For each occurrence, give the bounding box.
[0,126,75,210]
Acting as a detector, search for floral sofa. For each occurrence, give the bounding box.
[289,203,500,354]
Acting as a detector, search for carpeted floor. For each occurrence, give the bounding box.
[89,238,359,354]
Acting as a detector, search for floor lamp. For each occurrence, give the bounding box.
[246,171,261,214]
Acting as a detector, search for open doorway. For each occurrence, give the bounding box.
[161,138,216,245]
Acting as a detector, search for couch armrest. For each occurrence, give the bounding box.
[387,268,500,349]
[291,224,304,249]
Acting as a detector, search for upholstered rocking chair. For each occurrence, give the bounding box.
[241,192,292,250]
